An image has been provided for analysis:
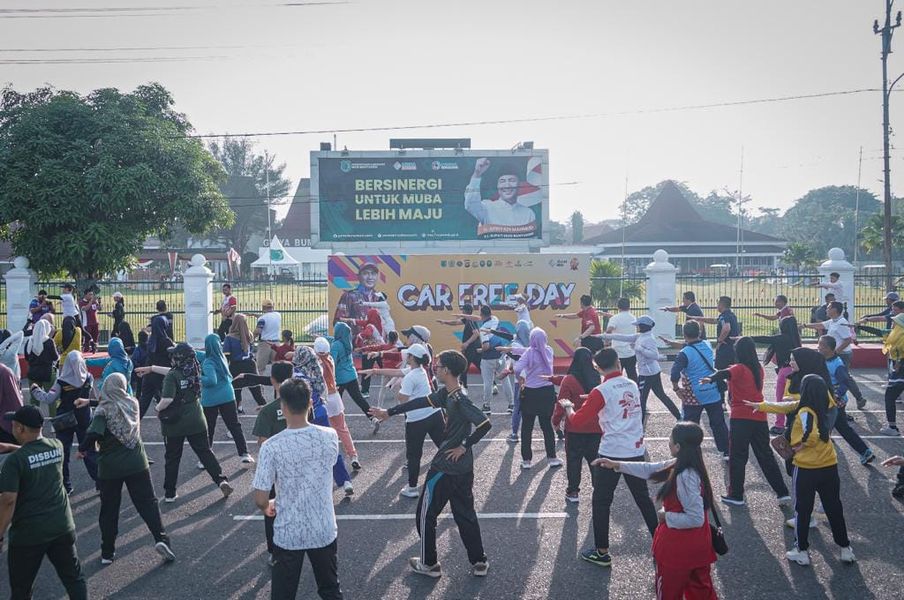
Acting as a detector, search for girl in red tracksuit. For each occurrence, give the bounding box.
[594,422,718,600]
[550,347,602,504]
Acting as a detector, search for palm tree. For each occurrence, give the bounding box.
[590,259,644,309]
[860,214,904,257]
[781,242,819,272]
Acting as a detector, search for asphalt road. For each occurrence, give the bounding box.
[2,369,903,599]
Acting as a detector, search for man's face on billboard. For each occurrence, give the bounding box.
[497,174,519,204]
[360,269,378,288]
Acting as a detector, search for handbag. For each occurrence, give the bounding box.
[50,410,78,433]
[674,373,699,406]
[770,435,796,460]
[709,505,729,556]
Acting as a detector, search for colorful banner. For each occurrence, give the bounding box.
[327,254,590,357]
[313,150,548,242]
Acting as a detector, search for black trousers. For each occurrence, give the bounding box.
[520,386,557,461]
[56,424,97,490]
[265,487,277,554]
[581,336,604,353]
[272,538,342,600]
[727,419,789,499]
[359,355,382,395]
[204,402,248,456]
[337,379,371,415]
[833,405,868,454]
[565,431,601,494]
[405,411,445,488]
[590,454,659,550]
[838,353,864,402]
[792,464,850,551]
[620,355,638,383]
[885,380,904,425]
[230,359,267,407]
[416,469,486,567]
[98,469,168,558]
[461,353,481,389]
[163,431,226,497]
[682,403,729,454]
[139,372,164,418]
[638,373,681,420]
[216,318,233,342]
[8,532,87,600]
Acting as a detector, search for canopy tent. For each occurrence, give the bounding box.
[250,236,301,277]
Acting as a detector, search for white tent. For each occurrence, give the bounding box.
[250,236,301,277]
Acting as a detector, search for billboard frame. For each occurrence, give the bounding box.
[310,149,550,251]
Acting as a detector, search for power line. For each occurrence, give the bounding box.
[0,56,224,65]
[186,88,885,139]
[0,2,348,18]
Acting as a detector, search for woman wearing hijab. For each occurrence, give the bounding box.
[223,314,267,411]
[491,319,531,441]
[330,321,380,434]
[135,343,233,503]
[78,373,175,565]
[0,363,23,444]
[139,302,175,418]
[31,351,98,494]
[550,347,602,503]
[110,292,126,339]
[200,333,252,463]
[515,327,561,470]
[25,318,59,395]
[117,321,136,355]
[88,337,134,394]
[54,316,82,366]
[751,315,803,434]
[0,330,24,381]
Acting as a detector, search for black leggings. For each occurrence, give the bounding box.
[98,469,168,558]
[405,411,445,488]
[203,402,248,456]
[520,386,557,461]
[360,355,383,395]
[638,373,681,420]
[338,378,371,415]
[885,380,904,425]
[229,359,267,407]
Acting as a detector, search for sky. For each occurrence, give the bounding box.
[0,0,899,223]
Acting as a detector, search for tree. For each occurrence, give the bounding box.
[860,213,904,258]
[570,211,584,244]
[548,220,567,245]
[747,207,783,234]
[780,186,880,258]
[0,83,233,281]
[207,136,291,255]
[781,242,820,272]
[590,259,643,308]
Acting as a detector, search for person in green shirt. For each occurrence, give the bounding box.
[0,405,87,600]
[77,373,175,565]
[136,343,233,503]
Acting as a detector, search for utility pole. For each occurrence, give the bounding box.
[854,146,863,264]
[875,0,902,291]
[735,146,746,274]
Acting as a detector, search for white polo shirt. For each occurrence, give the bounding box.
[822,317,853,355]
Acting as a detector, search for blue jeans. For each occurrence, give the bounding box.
[511,378,521,435]
[682,403,729,454]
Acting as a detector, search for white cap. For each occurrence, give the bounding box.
[313,337,331,354]
[402,325,431,343]
[402,343,429,360]
[112,291,123,299]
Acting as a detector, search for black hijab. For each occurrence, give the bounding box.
[61,316,76,349]
[567,347,601,393]
[787,347,833,395]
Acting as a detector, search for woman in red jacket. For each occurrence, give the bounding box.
[549,347,602,503]
[595,422,718,600]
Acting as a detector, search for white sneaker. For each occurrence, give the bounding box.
[547,458,563,469]
[225,430,233,439]
[343,481,354,496]
[840,546,856,563]
[155,541,176,562]
[219,481,234,498]
[240,454,255,464]
[785,516,817,529]
[777,495,793,507]
[879,426,901,436]
[400,485,420,498]
[163,495,178,503]
[520,460,532,470]
[196,461,205,470]
[785,546,810,566]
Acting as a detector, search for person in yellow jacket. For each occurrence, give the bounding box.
[54,316,82,366]
[745,374,855,567]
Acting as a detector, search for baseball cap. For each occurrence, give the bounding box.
[358,262,379,274]
[632,316,655,328]
[886,292,900,302]
[402,343,429,360]
[313,337,331,354]
[3,405,44,429]
[401,325,431,343]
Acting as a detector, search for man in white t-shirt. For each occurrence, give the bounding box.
[603,298,638,383]
[813,272,849,315]
[255,299,282,375]
[803,300,866,408]
[252,378,342,599]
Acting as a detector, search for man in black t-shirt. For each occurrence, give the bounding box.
[370,350,491,579]
[661,291,707,339]
[436,303,481,388]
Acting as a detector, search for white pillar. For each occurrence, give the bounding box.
[4,257,36,331]
[183,254,214,349]
[644,249,678,341]
[818,247,856,321]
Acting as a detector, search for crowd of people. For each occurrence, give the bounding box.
[0,277,903,600]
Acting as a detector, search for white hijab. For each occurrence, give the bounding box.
[58,350,89,387]
[26,319,51,356]
[0,331,23,379]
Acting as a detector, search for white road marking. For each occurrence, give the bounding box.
[233,512,570,522]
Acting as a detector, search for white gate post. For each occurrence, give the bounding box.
[644,250,678,341]
[4,257,36,331]
[183,254,214,348]
[818,248,856,321]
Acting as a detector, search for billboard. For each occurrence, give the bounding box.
[311,150,549,245]
[327,254,590,358]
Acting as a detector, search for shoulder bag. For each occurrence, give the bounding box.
[710,505,729,555]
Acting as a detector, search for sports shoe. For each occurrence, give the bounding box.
[492,385,499,396]
[163,495,178,503]
[196,461,205,470]
[856,396,867,410]
[219,481,234,499]
[720,495,745,507]
[237,406,246,415]
[879,426,901,436]
[840,546,856,563]
[785,546,810,566]
[580,548,612,567]
[350,456,361,470]
[786,516,817,529]
[371,417,382,435]
[555,429,565,441]
[548,458,563,469]
[769,426,785,435]
[565,491,580,504]
[507,404,514,414]
[409,557,442,578]
[506,432,519,443]
[892,482,904,499]
[148,457,155,465]
[721,453,730,462]
[225,430,233,439]
[860,448,876,465]
[343,481,354,496]
[521,460,532,470]
[361,393,370,400]
[240,454,255,464]
[471,561,489,577]
[101,556,115,565]
[155,541,176,562]
[400,485,420,498]
[482,403,491,414]
[777,495,793,507]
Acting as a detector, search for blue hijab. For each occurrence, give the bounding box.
[102,337,133,393]
[203,333,231,383]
